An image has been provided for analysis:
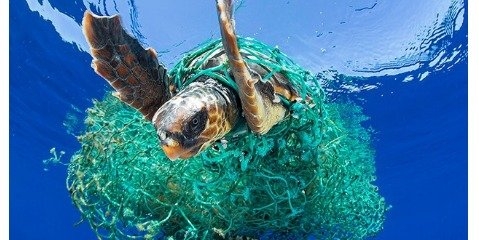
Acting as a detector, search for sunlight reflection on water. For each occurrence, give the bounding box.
[26,0,465,82]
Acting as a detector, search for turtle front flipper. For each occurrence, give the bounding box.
[82,11,171,121]
[216,0,287,134]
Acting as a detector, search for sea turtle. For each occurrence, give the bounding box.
[82,0,301,160]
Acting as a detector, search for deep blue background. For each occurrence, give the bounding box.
[10,0,467,239]
[10,1,101,238]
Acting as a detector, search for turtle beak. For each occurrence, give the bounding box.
[158,130,180,160]
[158,130,195,160]
[161,144,182,160]
[161,143,196,160]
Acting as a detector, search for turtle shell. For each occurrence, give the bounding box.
[169,37,304,105]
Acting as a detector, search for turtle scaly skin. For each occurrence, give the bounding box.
[82,12,171,120]
[216,0,291,134]
[82,1,300,159]
[83,11,239,160]
[151,78,239,159]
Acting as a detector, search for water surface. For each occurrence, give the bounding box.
[10,0,467,239]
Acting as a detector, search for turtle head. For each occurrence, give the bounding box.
[152,80,238,160]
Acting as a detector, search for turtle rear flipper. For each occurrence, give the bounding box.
[82,11,171,121]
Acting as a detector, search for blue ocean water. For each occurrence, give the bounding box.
[10,0,467,239]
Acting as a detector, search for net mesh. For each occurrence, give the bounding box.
[67,37,388,239]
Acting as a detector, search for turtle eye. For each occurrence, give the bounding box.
[192,118,199,125]
[187,117,201,133]
[183,109,207,140]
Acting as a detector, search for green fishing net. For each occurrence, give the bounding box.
[67,37,388,239]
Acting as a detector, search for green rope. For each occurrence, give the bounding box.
[67,37,388,239]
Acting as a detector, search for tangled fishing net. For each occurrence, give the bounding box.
[67,38,388,239]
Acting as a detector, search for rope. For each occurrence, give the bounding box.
[67,37,388,240]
